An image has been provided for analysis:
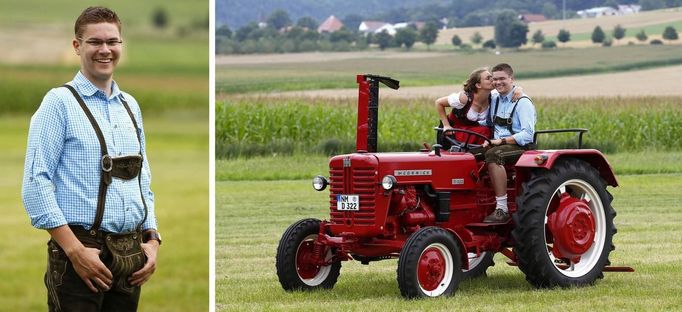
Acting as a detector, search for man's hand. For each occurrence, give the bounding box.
[68,246,113,293]
[482,138,504,148]
[129,241,159,286]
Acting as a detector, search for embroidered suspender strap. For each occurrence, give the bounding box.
[492,96,530,135]
[119,96,149,231]
[63,85,112,233]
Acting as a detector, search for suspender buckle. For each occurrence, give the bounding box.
[102,154,113,172]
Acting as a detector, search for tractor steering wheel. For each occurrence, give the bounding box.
[436,128,492,153]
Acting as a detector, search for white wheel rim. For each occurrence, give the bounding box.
[544,179,606,278]
[296,234,332,286]
[418,243,454,297]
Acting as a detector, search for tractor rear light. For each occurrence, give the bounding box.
[381,175,397,190]
[312,175,328,191]
[534,154,549,165]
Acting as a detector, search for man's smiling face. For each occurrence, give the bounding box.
[73,22,121,86]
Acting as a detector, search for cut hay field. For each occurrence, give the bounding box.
[216,45,682,95]
[216,174,682,311]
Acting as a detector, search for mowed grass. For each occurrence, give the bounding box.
[216,45,682,94]
[0,113,208,311]
[216,174,682,311]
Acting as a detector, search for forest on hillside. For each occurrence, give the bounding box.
[218,0,682,29]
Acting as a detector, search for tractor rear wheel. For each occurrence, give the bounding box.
[513,158,616,288]
[276,218,341,291]
[397,227,462,298]
[462,251,494,279]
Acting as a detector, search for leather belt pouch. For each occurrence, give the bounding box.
[111,155,142,180]
[105,231,145,294]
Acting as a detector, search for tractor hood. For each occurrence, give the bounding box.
[329,151,480,191]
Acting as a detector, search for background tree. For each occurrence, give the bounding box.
[636,30,648,42]
[296,16,318,30]
[342,14,364,33]
[604,0,620,8]
[216,25,232,38]
[531,30,545,46]
[482,39,496,49]
[613,24,626,44]
[494,10,528,48]
[451,34,462,47]
[395,27,418,49]
[374,30,393,50]
[152,7,169,29]
[639,0,666,11]
[557,29,571,46]
[470,31,483,45]
[267,9,291,30]
[592,26,605,44]
[419,21,439,50]
[662,26,679,42]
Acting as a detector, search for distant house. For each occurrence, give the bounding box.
[375,23,397,36]
[519,14,547,23]
[359,21,387,34]
[617,4,641,14]
[577,7,619,18]
[318,15,344,33]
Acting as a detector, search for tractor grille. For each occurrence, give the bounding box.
[329,165,377,226]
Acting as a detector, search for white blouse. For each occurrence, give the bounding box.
[446,91,497,122]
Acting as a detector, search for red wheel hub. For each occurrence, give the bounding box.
[296,240,320,279]
[547,193,596,260]
[418,247,446,291]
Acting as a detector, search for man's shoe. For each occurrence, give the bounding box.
[483,209,510,223]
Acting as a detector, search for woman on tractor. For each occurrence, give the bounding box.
[435,67,522,145]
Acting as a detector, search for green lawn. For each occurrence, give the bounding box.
[0,113,208,311]
[216,173,682,311]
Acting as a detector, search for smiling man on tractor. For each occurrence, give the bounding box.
[276,73,632,299]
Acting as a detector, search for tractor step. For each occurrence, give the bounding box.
[465,221,512,229]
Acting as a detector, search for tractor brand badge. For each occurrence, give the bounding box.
[452,178,464,185]
[394,169,432,176]
[343,157,351,167]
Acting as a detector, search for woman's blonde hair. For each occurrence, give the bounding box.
[462,67,489,94]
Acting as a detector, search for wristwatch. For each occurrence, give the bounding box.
[500,138,507,145]
[143,230,162,245]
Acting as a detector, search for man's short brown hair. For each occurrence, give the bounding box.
[74,6,121,38]
[491,63,514,77]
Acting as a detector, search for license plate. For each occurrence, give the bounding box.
[337,194,360,211]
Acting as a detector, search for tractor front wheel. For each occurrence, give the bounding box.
[513,158,616,288]
[276,218,341,291]
[397,227,462,298]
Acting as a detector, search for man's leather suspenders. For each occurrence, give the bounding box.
[63,84,148,234]
[489,95,530,135]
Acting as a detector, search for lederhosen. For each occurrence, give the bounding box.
[484,95,533,165]
[46,85,149,311]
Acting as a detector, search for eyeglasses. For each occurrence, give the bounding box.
[79,38,123,48]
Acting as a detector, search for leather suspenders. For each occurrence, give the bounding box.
[63,84,148,234]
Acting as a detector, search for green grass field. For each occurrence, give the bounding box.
[0,113,208,311]
[217,45,682,94]
[216,174,682,311]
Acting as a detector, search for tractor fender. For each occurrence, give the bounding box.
[515,149,618,187]
[444,228,470,270]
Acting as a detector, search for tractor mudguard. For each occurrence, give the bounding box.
[515,149,618,187]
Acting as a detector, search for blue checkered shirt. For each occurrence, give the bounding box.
[22,72,157,233]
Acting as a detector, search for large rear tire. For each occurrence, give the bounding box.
[397,227,462,298]
[513,158,616,288]
[276,218,341,291]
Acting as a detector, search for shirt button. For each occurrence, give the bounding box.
[118,152,122,156]
[114,124,118,129]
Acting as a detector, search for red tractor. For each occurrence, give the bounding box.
[276,74,632,298]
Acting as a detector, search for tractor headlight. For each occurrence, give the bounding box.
[312,175,328,191]
[381,175,397,190]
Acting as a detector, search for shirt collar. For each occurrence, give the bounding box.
[73,71,122,100]
[499,86,516,103]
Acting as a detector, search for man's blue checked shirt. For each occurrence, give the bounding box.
[22,72,157,233]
